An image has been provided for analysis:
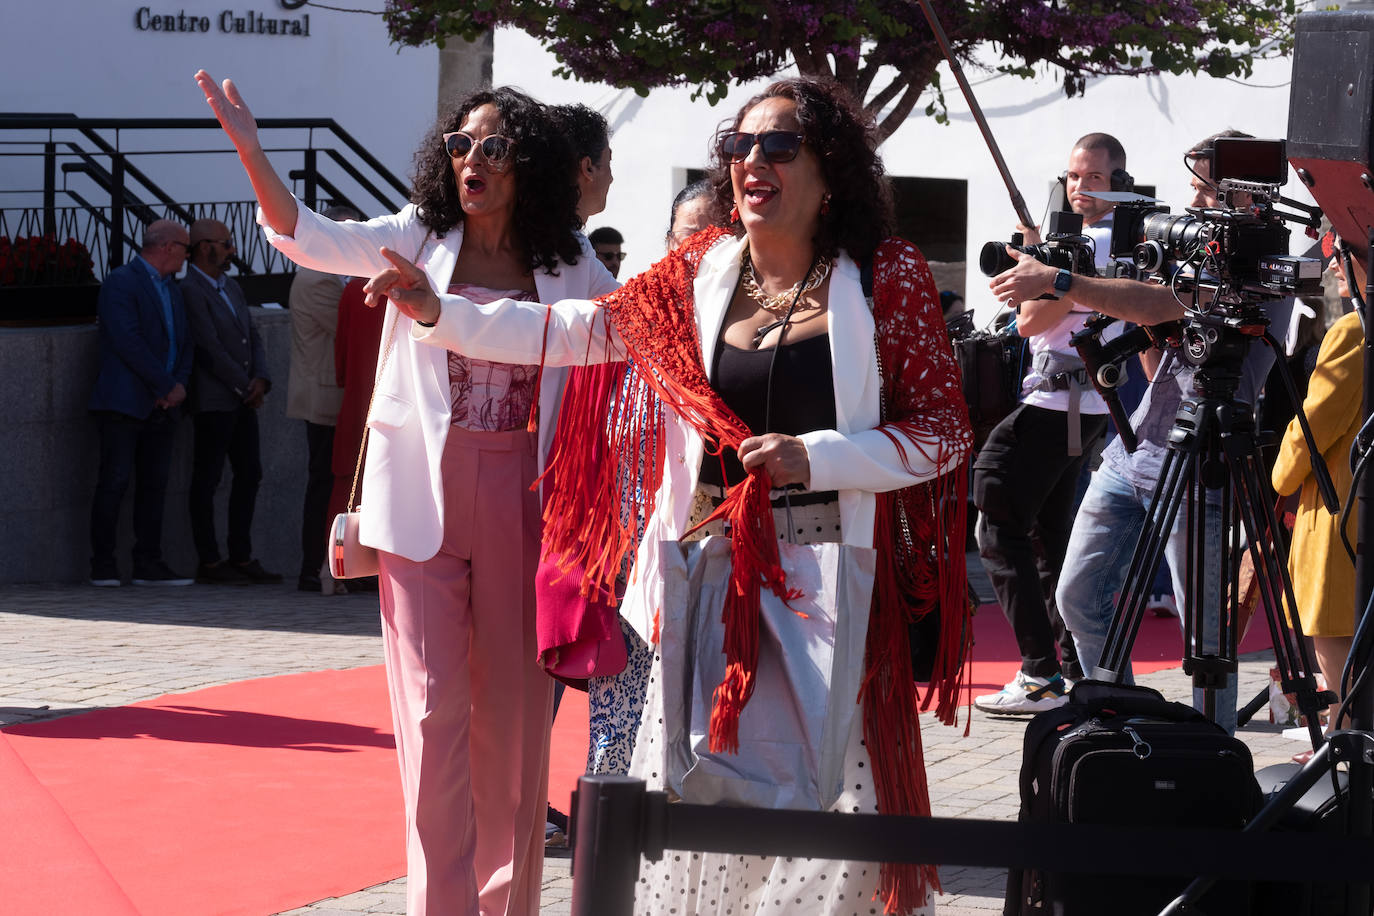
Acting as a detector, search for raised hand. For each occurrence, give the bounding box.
[194,70,260,154]
[365,247,440,324]
[193,69,297,236]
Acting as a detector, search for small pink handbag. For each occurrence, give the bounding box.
[329,509,377,580]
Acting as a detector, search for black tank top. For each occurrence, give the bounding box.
[698,332,838,489]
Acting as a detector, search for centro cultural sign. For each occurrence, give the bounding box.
[133,5,312,36]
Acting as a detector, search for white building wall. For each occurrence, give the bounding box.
[1,0,438,213]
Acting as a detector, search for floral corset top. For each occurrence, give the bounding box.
[445,282,540,432]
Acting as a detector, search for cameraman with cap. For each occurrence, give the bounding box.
[971,133,1128,715]
[988,130,1292,734]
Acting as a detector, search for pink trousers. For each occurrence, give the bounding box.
[378,426,553,916]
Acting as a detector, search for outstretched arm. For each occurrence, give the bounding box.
[194,70,298,237]
[366,247,621,366]
[989,245,1183,327]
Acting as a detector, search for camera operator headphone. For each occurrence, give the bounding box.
[1058,167,1135,193]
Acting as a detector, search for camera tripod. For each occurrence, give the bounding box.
[1091,311,1374,913]
[1094,314,1332,749]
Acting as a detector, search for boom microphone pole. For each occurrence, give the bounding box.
[916,0,1037,230]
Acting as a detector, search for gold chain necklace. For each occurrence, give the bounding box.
[741,249,831,315]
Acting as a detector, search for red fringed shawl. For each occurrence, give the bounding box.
[541,227,973,914]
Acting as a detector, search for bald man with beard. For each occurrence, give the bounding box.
[181,217,280,585]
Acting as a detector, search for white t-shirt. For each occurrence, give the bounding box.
[1019,217,1120,414]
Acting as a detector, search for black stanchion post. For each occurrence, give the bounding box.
[570,774,646,916]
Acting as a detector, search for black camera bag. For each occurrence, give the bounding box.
[953,328,1028,451]
[1005,680,1261,916]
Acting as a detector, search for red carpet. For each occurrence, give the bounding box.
[1,609,1273,916]
[549,690,590,819]
[0,732,140,916]
[3,667,404,916]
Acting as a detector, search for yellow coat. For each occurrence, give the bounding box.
[1271,311,1363,637]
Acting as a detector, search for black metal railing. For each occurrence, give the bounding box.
[0,114,409,282]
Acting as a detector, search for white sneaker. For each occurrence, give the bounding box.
[973,671,1069,715]
[1147,594,1179,618]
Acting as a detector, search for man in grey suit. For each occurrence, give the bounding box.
[182,218,281,584]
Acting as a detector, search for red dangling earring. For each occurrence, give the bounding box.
[729,204,740,223]
[820,194,831,216]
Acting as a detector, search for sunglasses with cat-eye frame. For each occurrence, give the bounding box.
[718,130,805,164]
[442,131,516,170]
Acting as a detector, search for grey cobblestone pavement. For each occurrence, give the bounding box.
[0,571,1305,916]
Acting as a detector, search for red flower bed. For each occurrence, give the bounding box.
[0,236,96,286]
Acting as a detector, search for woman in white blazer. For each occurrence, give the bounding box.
[368,78,973,916]
[195,72,618,916]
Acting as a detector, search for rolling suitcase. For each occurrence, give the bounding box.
[1005,681,1262,915]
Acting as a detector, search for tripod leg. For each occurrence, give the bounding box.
[1097,444,1196,681]
[1172,454,1231,728]
[1223,435,1326,749]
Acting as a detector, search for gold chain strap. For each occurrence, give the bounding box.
[345,230,431,512]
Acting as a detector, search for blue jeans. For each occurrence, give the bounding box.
[1057,464,1238,733]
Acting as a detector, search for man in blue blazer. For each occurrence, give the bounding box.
[182,218,280,584]
[88,219,195,587]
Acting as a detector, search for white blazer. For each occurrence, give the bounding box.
[262,199,620,561]
[415,233,959,642]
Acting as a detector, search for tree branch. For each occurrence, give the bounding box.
[855,58,879,99]
[876,77,926,143]
[790,40,832,78]
[833,41,861,86]
[863,73,908,121]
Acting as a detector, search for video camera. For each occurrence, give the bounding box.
[1108,138,1323,305]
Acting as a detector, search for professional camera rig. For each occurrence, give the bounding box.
[1108,138,1323,306]
[1063,138,1324,452]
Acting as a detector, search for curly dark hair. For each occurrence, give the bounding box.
[706,77,893,263]
[552,103,609,164]
[410,87,583,274]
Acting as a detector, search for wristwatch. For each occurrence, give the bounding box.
[1053,268,1073,296]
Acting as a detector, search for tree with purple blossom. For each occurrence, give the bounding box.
[384,0,1295,143]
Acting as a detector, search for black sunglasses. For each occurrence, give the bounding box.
[718,130,805,164]
[442,131,516,170]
